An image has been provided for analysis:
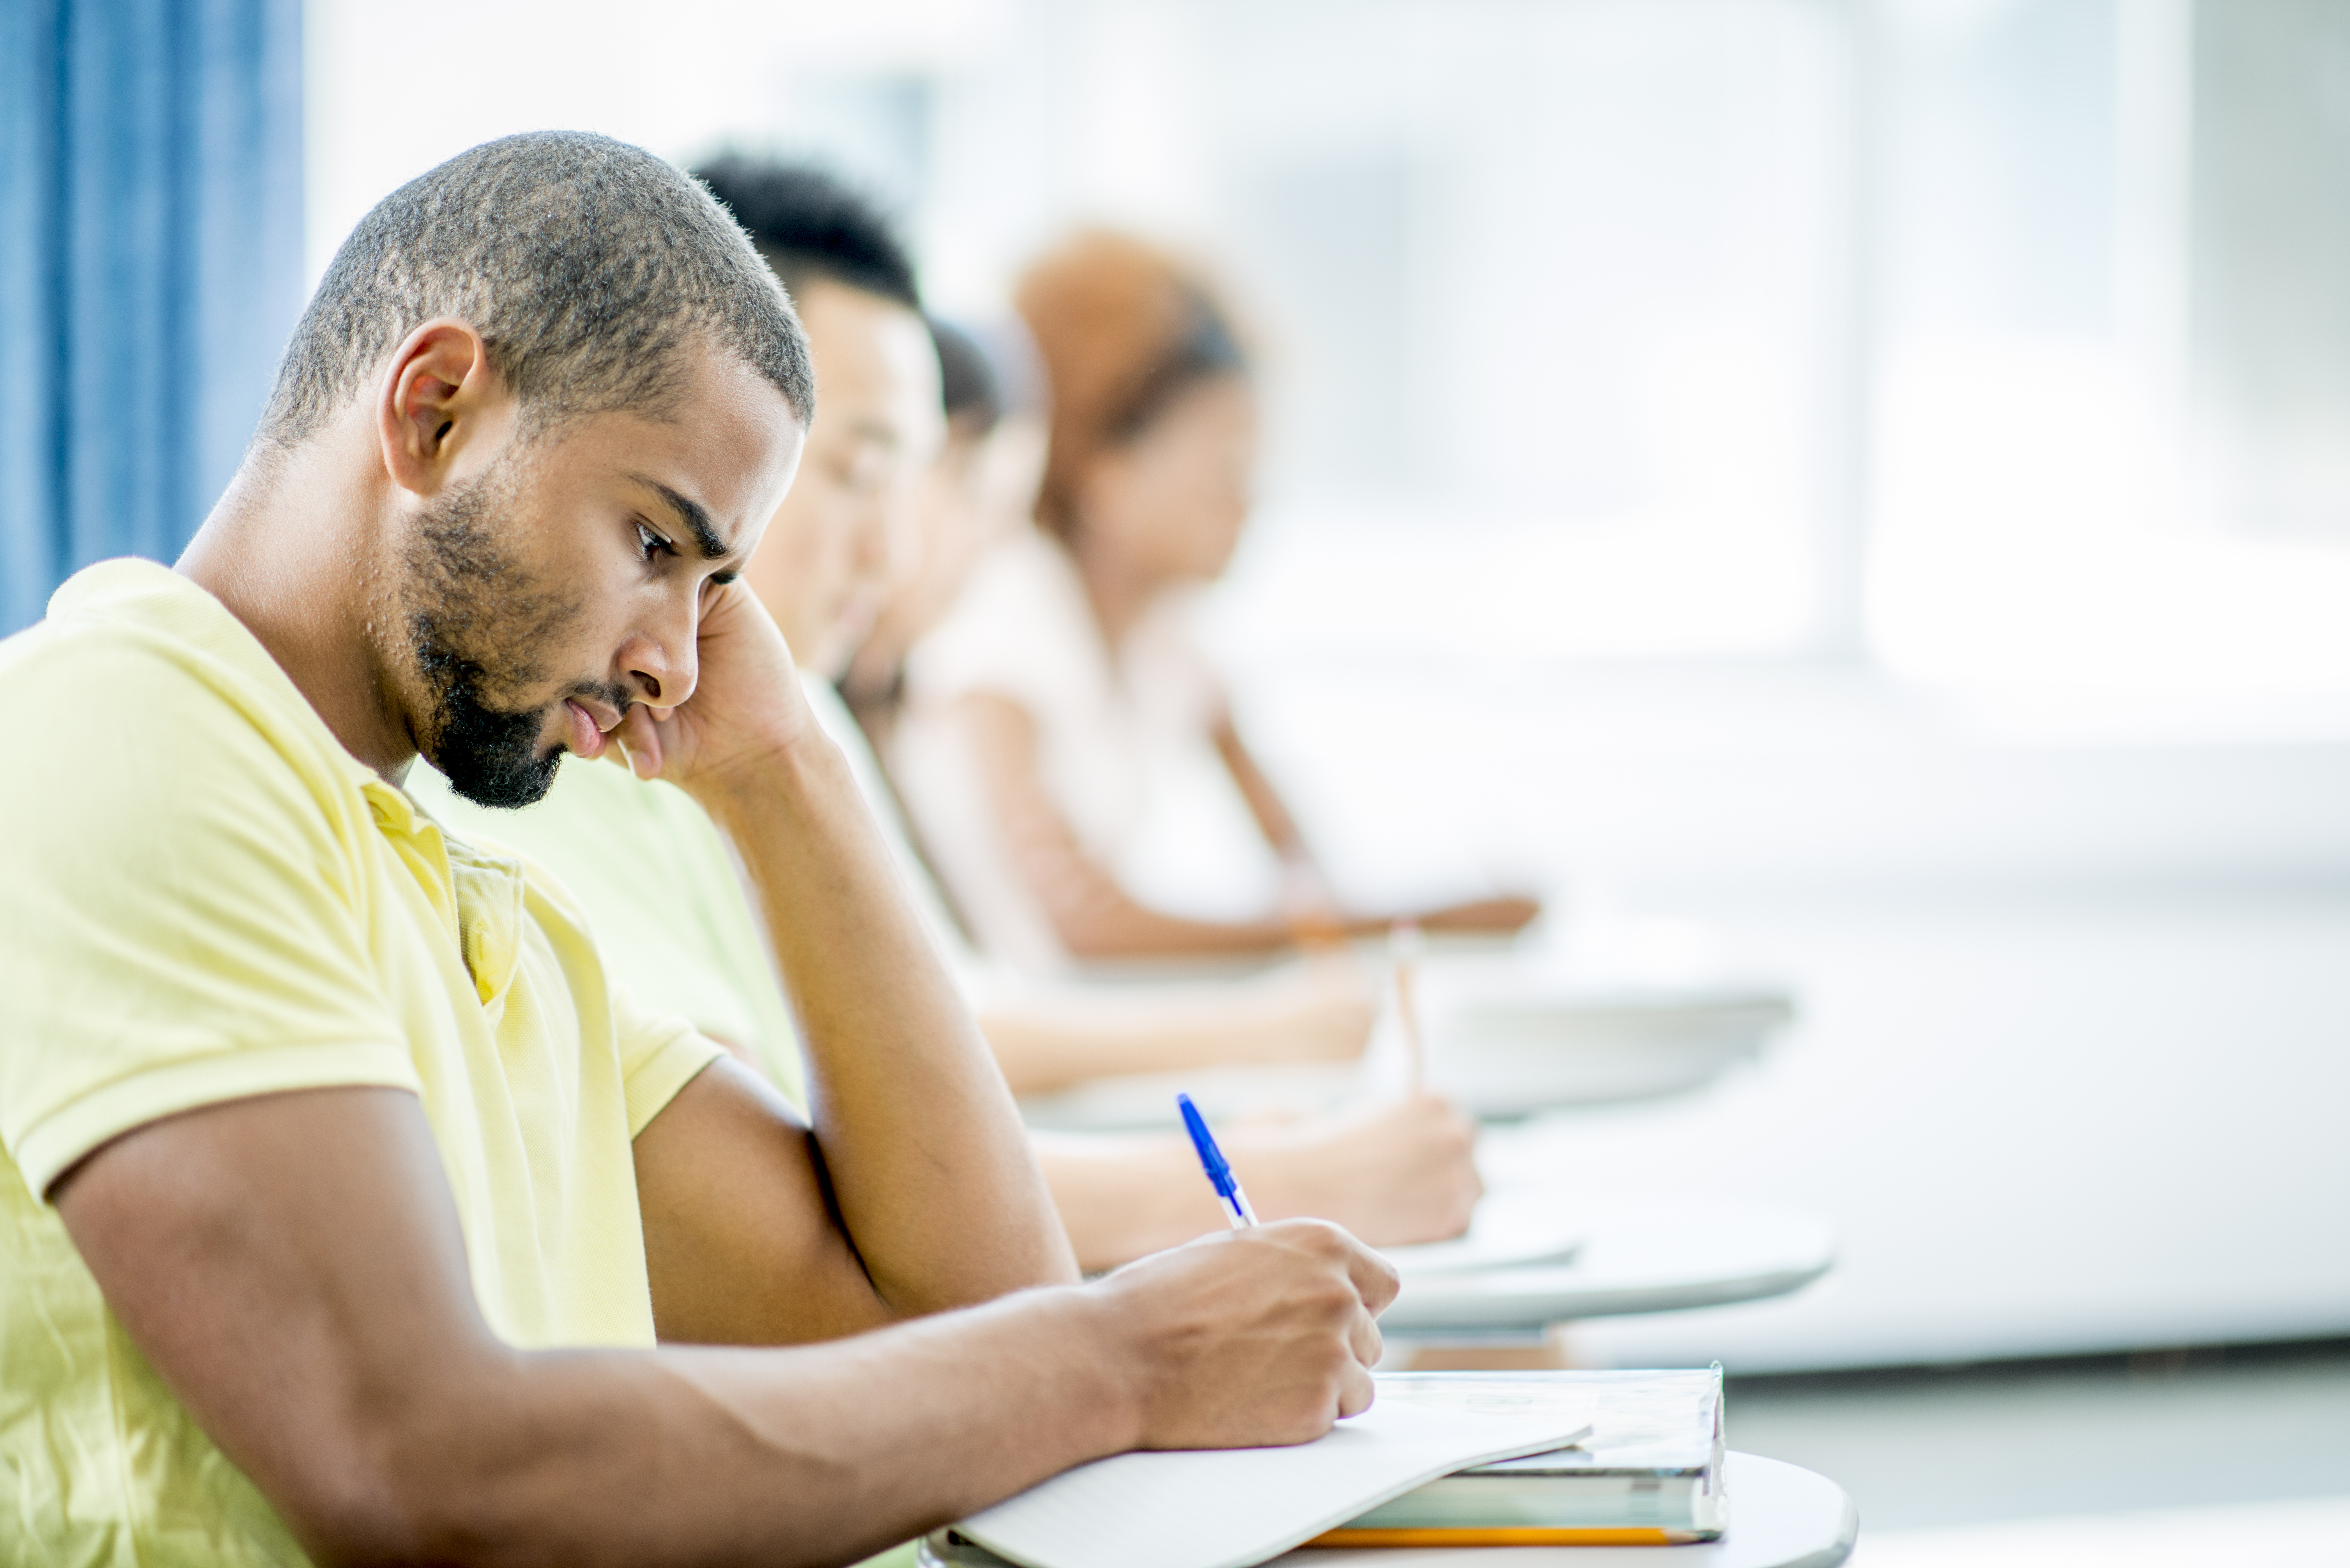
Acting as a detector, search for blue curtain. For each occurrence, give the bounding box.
[0,0,304,634]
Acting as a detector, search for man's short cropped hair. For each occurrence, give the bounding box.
[693,158,921,312]
[258,132,814,449]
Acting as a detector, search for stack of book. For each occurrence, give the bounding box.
[1310,1368,1727,1547]
[929,1368,1729,1568]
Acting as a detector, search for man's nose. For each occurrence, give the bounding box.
[622,603,699,709]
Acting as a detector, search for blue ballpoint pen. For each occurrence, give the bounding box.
[1177,1093,1259,1229]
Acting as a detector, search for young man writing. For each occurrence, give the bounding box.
[0,132,1394,1565]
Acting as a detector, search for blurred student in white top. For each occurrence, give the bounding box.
[423,168,1482,1267]
[895,231,1540,964]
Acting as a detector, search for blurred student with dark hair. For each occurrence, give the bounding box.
[844,319,1048,749]
[419,166,1484,1271]
[890,230,1541,964]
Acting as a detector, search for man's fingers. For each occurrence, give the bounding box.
[1338,1234,1402,1316]
[1267,1217,1401,1316]
[613,706,667,778]
[1334,1356,1377,1421]
[1347,1304,1383,1370]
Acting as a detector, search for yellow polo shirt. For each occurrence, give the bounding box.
[413,677,949,1568]
[0,560,722,1564]
[408,674,984,1114]
[410,754,808,1108]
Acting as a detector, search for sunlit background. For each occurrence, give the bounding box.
[303,0,2350,701]
[8,0,2350,1556]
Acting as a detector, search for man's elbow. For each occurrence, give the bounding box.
[265,1385,543,1566]
[269,1448,442,1567]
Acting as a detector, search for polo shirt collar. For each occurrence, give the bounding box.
[50,560,532,1010]
[51,558,386,797]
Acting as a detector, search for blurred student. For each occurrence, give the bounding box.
[891,230,1540,964]
[843,318,1046,752]
[417,163,1481,1270]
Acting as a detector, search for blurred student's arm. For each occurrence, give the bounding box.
[956,691,1301,957]
[1210,711,1318,875]
[1035,1095,1483,1272]
[963,691,1538,959]
[975,967,1375,1097]
[1210,713,1540,937]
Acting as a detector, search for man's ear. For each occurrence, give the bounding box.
[375,319,510,497]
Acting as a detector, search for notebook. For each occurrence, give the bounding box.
[1311,1368,1728,1547]
[951,1398,1592,1568]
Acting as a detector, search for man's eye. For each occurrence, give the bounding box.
[636,521,674,562]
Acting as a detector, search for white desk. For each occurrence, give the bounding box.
[1383,1201,1837,1340]
[1016,986,1794,1129]
[922,1452,1857,1568]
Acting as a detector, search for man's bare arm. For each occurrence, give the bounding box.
[632,1057,900,1346]
[57,1085,1396,1567]
[614,583,1077,1317]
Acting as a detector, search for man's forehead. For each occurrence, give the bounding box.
[573,357,800,547]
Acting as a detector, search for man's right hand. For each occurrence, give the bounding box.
[54,1084,1396,1565]
[1087,1219,1399,1451]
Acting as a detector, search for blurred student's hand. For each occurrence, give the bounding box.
[1230,1094,1482,1247]
[1231,960,1380,1066]
[1089,1219,1397,1449]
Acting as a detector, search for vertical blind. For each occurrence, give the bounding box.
[0,0,304,634]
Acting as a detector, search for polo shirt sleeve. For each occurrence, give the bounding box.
[612,982,728,1139]
[0,635,420,1196]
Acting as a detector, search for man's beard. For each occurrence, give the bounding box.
[398,468,621,809]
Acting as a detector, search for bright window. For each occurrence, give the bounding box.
[305,0,2350,694]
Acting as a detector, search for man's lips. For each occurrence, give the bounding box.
[565,698,616,760]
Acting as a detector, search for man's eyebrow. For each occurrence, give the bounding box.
[633,475,732,560]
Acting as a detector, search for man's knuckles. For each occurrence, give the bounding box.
[1262,1216,1355,1263]
[1298,1270,1368,1325]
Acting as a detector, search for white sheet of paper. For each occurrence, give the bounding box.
[954,1399,1591,1568]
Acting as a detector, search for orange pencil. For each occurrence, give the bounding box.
[1391,919,1425,1095]
[1306,1526,1702,1547]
